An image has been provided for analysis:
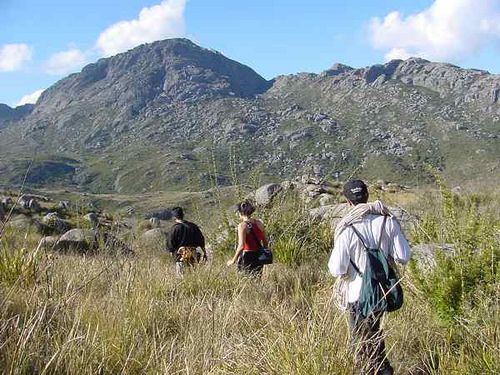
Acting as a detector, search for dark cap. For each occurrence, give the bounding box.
[343,180,368,204]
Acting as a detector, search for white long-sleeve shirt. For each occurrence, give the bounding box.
[328,214,411,303]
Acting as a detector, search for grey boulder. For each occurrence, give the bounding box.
[141,228,167,252]
[56,229,97,252]
[255,183,283,205]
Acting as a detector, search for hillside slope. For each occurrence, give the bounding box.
[0,39,498,192]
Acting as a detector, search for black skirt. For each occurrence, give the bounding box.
[238,250,263,275]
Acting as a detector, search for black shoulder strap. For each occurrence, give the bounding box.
[246,222,263,249]
[350,225,369,249]
[348,215,388,277]
[377,215,388,250]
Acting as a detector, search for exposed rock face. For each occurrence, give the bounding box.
[42,212,71,234]
[0,103,33,129]
[141,228,167,252]
[5,215,34,231]
[37,236,60,250]
[144,209,172,221]
[149,217,160,228]
[309,203,350,225]
[1,197,13,206]
[56,229,97,252]
[412,243,455,270]
[84,213,99,228]
[255,183,283,205]
[0,39,499,192]
[309,203,411,231]
[58,201,70,210]
[27,38,270,142]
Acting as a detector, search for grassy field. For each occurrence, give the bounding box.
[0,185,498,374]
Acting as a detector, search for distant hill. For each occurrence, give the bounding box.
[0,103,33,129]
[0,38,498,192]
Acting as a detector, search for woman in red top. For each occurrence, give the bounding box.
[226,201,268,275]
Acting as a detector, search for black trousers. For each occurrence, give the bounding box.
[348,303,393,375]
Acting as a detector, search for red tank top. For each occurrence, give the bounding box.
[243,221,265,251]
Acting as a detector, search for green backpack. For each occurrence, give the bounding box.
[349,216,404,318]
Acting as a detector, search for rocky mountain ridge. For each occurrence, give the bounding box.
[0,38,498,192]
[0,103,33,129]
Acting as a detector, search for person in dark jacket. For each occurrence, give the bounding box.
[166,207,207,276]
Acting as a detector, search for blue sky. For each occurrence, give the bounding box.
[1,0,499,106]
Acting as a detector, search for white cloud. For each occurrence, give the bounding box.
[44,48,88,75]
[0,43,32,72]
[369,0,500,62]
[16,89,44,106]
[96,0,186,57]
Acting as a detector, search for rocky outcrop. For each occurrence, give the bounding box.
[144,209,172,221]
[42,212,71,234]
[309,202,412,231]
[0,103,34,129]
[412,243,455,270]
[37,236,60,250]
[255,184,283,205]
[140,228,167,252]
[56,229,97,252]
[83,213,99,228]
[1,39,498,192]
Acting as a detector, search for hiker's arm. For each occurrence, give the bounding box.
[166,227,178,253]
[199,228,207,260]
[328,231,351,276]
[389,218,411,264]
[227,223,245,266]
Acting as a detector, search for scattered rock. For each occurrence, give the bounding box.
[42,212,71,233]
[309,204,350,227]
[37,236,60,250]
[84,213,99,228]
[319,193,336,206]
[141,228,167,252]
[144,209,172,221]
[28,199,41,212]
[149,217,160,228]
[125,206,135,215]
[56,229,97,252]
[58,201,70,210]
[412,243,455,270]
[1,197,13,206]
[5,215,34,231]
[255,183,283,205]
[309,203,412,231]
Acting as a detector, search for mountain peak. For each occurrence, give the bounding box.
[34,38,271,120]
[322,63,354,77]
[0,103,34,129]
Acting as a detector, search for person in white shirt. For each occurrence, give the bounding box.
[328,180,411,375]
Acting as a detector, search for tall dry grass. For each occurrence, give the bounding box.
[0,186,498,374]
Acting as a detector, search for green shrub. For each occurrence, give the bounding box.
[0,246,40,287]
[260,191,332,266]
[410,177,499,324]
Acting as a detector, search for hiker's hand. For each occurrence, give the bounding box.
[226,259,234,266]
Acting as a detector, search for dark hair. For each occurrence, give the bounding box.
[237,201,255,216]
[343,180,369,205]
[171,206,184,220]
